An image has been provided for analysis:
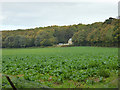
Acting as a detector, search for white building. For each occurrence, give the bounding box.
[58,38,73,46]
[68,38,72,45]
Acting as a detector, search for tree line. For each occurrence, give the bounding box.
[1,17,120,48]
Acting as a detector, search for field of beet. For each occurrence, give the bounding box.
[2,46,118,88]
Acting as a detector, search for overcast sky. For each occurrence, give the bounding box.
[0,0,119,31]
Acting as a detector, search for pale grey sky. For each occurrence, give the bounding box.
[0,0,119,30]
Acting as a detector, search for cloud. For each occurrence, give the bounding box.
[0,25,35,30]
[0,0,119,3]
[0,1,118,30]
[0,15,6,23]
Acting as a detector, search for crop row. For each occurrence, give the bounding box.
[2,54,118,83]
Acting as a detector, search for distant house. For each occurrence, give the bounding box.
[68,38,72,45]
[58,43,63,45]
[58,38,73,46]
